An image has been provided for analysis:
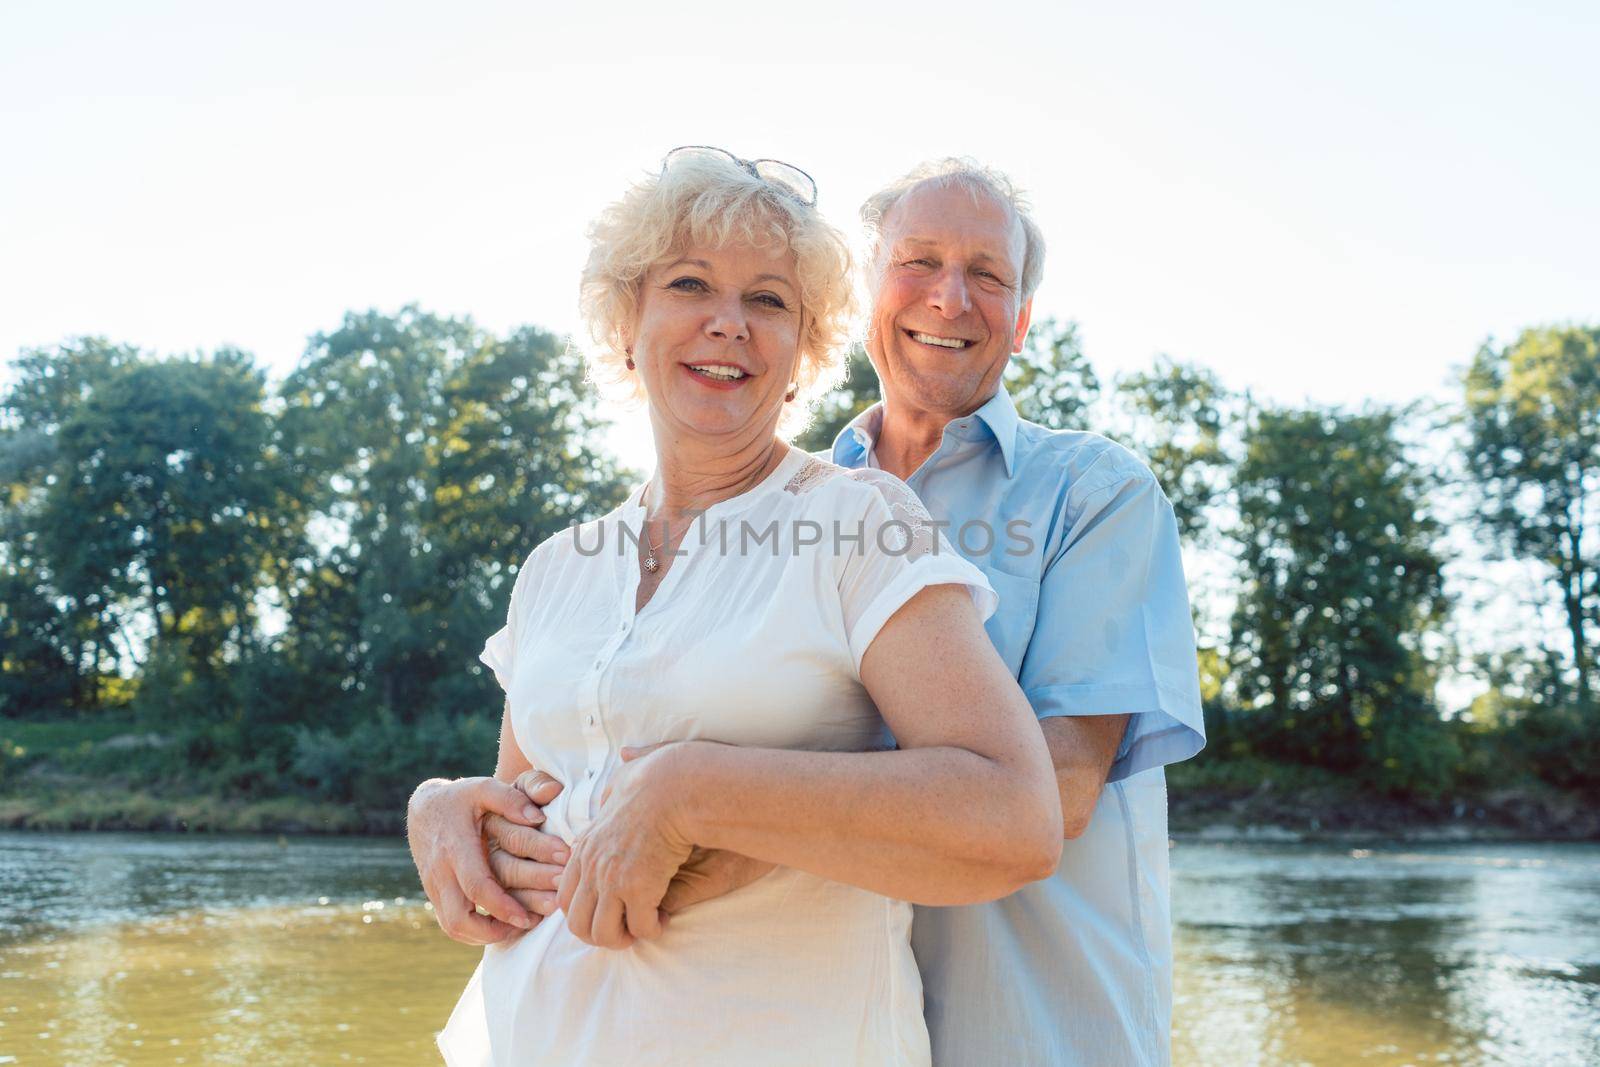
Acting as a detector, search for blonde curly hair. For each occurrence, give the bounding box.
[578,151,857,436]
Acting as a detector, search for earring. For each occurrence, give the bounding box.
[626,356,635,370]
[784,383,797,403]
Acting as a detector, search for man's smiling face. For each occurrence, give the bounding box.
[867,181,1033,421]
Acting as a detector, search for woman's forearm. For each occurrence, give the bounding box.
[651,740,1061,906]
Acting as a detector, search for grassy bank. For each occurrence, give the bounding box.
[1166,756,1600,841]
[0,717,403,834]
[0,788,396,834]
[5,717,1597,840]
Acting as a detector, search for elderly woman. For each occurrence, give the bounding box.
[425,148,1060,1066]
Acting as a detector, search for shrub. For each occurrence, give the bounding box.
[291,709,499,810]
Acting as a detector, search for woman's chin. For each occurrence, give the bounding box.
[663,400,773,441]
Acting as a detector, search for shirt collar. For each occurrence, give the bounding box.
[828,385,1020,478]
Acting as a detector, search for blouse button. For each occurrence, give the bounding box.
[587,715,595,727]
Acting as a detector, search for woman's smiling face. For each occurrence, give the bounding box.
[630,241,804,443]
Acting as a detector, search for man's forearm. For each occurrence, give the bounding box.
[654,741,1061,906]
[1040,714,1130,838]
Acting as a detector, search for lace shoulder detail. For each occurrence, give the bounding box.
[842,468,940,561]
[783,456,845,495]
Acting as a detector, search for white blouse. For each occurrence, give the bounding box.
[438,446,995,1067]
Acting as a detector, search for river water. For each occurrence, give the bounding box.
[1,833,1596,1065]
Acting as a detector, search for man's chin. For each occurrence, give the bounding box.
[895,370,988,416]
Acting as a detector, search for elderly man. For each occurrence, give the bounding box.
[409,159,1205,1065]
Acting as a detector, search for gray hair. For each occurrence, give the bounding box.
[859,157,1046,301]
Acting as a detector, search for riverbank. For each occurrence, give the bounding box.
[5,718,1596,840]
[3,773,1596,842]
[1166,757,1600,842]
[0,786,401,834]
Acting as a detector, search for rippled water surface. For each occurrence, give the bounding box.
[1,833,1597,1065]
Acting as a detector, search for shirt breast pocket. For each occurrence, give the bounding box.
[981,567,1040,679]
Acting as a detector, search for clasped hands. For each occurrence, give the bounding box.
[407,742,774,950]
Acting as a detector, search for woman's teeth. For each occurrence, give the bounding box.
[689,365,747,381]
[910,332,970,349]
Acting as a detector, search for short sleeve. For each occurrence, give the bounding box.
[479,550,536,693]
[1020,472,1206,781]
[837,468,998,674]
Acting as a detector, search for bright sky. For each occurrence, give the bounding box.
[3,0,1597,473]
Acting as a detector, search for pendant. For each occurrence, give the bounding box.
[644,554,659,573]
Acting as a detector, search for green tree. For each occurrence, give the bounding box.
[1005,318,1099,430]
[1,340,142,710]
[1114,359,1231,544]
[276,307,625,729]
[1462,325,1600,711]
[1229,406,1449,782]
[61,351,297,688]
[795,345,877,454]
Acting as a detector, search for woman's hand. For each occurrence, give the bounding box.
[557,744,695,950]
[406,774,550,945]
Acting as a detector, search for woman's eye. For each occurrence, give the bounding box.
[668,276,708,293]
[752,293,788,310]
[902,259,932,268]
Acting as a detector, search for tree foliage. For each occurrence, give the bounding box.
[0,308,623,801]
[1004,318,1099,430]
[1115,358,1231,543]
[1463,325,1600,712]
[794,344,877,455]
[5,310,1599,804]
[1228,406,1449,782]
[276,307,626,730]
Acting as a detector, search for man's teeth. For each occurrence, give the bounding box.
[911,332,969,349]
[689,365,747,381]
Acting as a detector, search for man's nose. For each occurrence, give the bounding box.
[926,267,971,318]
[705,297,750,343]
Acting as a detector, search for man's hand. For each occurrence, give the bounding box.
[661,847,777,914]
[406,775,546,945]
[483,770,570,922]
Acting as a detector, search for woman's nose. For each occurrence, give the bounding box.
[705,297,749,343]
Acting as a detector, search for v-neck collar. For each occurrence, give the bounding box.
[616,446,808,620]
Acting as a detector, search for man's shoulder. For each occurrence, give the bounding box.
[1013,419,1159,501]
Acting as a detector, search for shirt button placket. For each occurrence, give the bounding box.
[580,623,627,813]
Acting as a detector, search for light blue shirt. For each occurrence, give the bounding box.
[828,385,1205,1066]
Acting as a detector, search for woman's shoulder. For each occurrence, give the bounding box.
[513,494,635,579]
[779,455,927,517]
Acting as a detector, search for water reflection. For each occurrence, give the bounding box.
[1,901,477,1064]
[1172,843,1600,1064]
[2,834,1598,1065]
